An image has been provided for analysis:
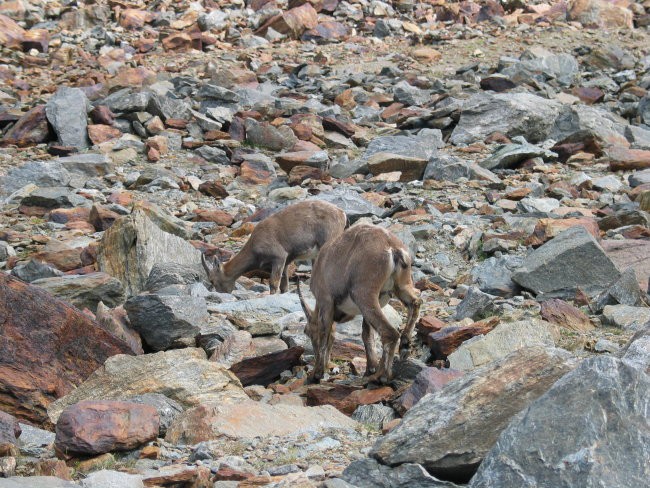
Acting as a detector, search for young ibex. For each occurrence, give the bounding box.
[202,200,346,294]
[298,224,422,385]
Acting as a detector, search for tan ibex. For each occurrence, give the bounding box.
[298,224,422,385]
[202,200,346,294]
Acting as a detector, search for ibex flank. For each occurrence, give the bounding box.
[202,200,346,294]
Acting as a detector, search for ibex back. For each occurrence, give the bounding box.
[202,200,346,294]
[299,224,422,385]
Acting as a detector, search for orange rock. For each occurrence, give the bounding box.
[193,209,234,227]
[306,384,394,415]
[119,9,154,30]
[540,299,594,332]
[162,32,194,51]
[34,459,72,480]
[88,124,121,145]
[0,14,24,49]
[49,207,91,224]
[412,47,442,62]
[0,105,50,148]
[22,29,49,53]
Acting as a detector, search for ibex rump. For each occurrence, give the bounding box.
[202,200,346,294]
[298,224,422,385]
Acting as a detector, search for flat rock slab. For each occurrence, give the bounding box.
[45,86,90,149]
[0,477,78,488]
[80,470,144,488]
[469,356,650,488]
[602,305,650,331]
[0,273,133,426]
[55,400,159,456]
[165,400,357,444]
[448,320,554,371]
[47,348,247,424]
[343,458,461,488]
[31,273,125,312]
[601,239,650,293]
[372,347,576,482]
[512,226,620,298]
[230,347,304,386]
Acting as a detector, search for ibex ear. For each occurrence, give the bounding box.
[201,253,213,275]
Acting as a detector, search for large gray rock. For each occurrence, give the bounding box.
[351,404,397,429]
[342,458,461,488]
[470,255,522,298]
[593,267,646,312]
[450,92,562,145]
[469,356,650,488]
[45,86,90,149]
[31,273,125,312]
[81,470,144,488]
[147,93,190,121]
[309,189,384,222]
[447,320,554,371]
[512,226,621,298]
[245,118,297,151]
[144,263,204,293]
[454,287,496,321]
[20,187,88,209]
[622,324,650,373]
[602,305,650,331]
[479,140,556,170]
[0,161,71,198]
[97,209,204,296]
[101,89,151,113]
[10,260,64,282]
[501,50,579,86]
[124,294,208,351]
[552,104,629,147]
[372,347,576,482]
[47,348,247,424]
[122,393,183,437]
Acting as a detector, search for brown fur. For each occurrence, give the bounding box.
[298,224,422,385]
[202,200,346,294]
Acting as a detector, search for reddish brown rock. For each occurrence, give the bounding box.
[0,105,51,147]
[49,207,91,224]
[289,165,326,185]
[331,340,365,361]
[0,410,21,456]
[276,151,327,173]
[302,21,349,41]
[602,239,650,292]
[257,3,318,38]
[107,67,157,91]
[34,459,72,479]
[90,106,115,125]
[608,146,650,171]
[306,384,394,415]
[55,400,159,456]
[395,368,464,414]
[540,299,594,332]
[193,209,234,227]
[525,218,600,246]
[0,14,24,49]
[416,315,445,339]
[428,321,497,360]
[119,9,154,30]
[95,303,143,356]
[198,180,229,199]
[162,33,193,52]
[230,347,304,387]
[88,204,121,232]
[0,274,133,425]
[239,160,274,185]
[567,0,633,29]
[141,464,212,487]
[571,86,605,105]
[22,28,49,53]
[88,124,121,145]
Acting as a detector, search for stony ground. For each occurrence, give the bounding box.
[1,1,650,487]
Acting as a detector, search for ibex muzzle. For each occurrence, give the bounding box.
[298,224,422,385]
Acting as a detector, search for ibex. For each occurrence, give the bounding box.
[202,200,346,294]
[298,224,422,385]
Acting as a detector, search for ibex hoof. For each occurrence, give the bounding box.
[305,374,322,385]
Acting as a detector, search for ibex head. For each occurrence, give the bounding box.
[201,254,236,293]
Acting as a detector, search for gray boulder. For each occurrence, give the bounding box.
[351,405,397,429]
[0,161,71,198]
[31,273,125,312]
[342,458,461,488]
[101,89,151,113]
[122,393,183,437]
[470,255,522,298]
[372,347,576,483]
[602,305,650,331]
[145,263,204,293]
[20,187,89,209]
[45,86,90,149]
[512,226,620,298]
[10,260,64,282]
[81,470,144,488]
[480,140,556,170]
[450,92,562,145]
[147,93,190,121]
[454,287,497,321]
[310,189,384,222]
[124,294,208,351]
[469,356,650,488]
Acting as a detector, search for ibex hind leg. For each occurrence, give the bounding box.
[308,301,335,384]
[269,255,287,294]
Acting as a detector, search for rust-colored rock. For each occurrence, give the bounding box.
[239,160,275,185]
[306,384,394,415]
[257,3,318,38]
[49,207,91,225]
[34,459,72,479]
[540,299,594,332]
[22,28,49,53]
[608,146,650,171]
[0,274,133,426]
[162,33,194,52]
[395,368,464,414]
[31,247,83,272]
[119,9,154,30]
[198,180,229,199]
[88,124,121,145]
[0,410,21,456]
[302,20,349,42]
[0,105,51,147]
[416,315,445,339]
[141,464,212,488]
[525,218,600,246]
[230,347,304,387]
[567,0,633,29]
[88,204,121,232]
[193,209,234,227]
[55,400,159,456]
[0,14,24,49]
[289,165,326,185]
[428,321,497,360]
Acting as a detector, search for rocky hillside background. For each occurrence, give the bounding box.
[1,0,650,487]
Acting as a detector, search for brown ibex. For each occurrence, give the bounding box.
[202,200,346,294]
[298,224,422,385]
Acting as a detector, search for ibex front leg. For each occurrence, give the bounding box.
[362,319,379,376]
[396,285,422,359]
[358,301,400,385]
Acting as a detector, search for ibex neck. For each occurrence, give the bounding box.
[223,247,255,280]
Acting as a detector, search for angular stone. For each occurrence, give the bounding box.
[0,161,70,198]
[372,347,576,482]
[257,3,318,39]
[351,405,397,429]
[540,299,593,331]
[0,105,50,147]
[366,152,428,182]
[140,465,211,487]
[124,294,208,351]
[450,92,562,146]
[453,287,496,321]
[95,303,143,356]
[0,14,24,49]
[594,267,647,311]
[21,187,87,209]
[97,208,204,296]
[567,0,633,29]
[245,119,297,151]
[166,400,356,444]
[55,400,159,456]
[144,263,203,293]
[480,141,556,170]
[31,273,125,313]
[512,226,621,298]
[448,320,555,371]
[310,189,384,222]
[469,356,648,488]
[0,410,20,456]
[343,458,461,488]
[122,394,182,438]
[10,259,64,282]
[395,368,464,415]
[622,325,650,373]
[48,348,247,424]
[601,239,650,293]
[45,86,90,149]
[230,347,304,387]
[0,273,133,426]
[276,150,329,173]
[525,217,599,247]
[602,305,650,331]
[210,330,255,368]
[429,321,497,360]
[306,384,394,415]
[81,470,144,488]
[88,124,121,145]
